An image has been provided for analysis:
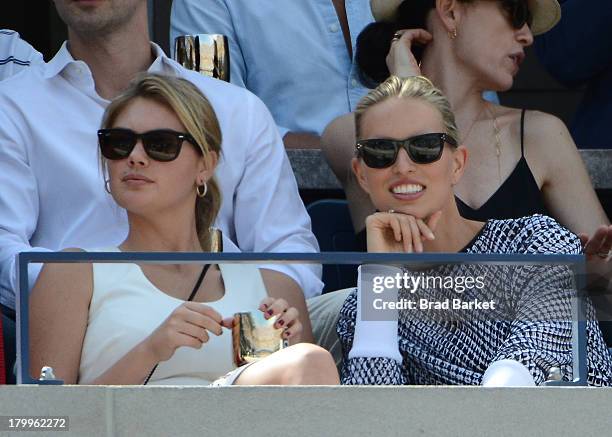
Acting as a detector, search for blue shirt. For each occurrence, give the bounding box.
[171,0,374,138]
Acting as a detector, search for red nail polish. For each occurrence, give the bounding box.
[267,309,274,316]
[278,320,285,326]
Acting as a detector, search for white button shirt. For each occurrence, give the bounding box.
[0,42,322,309]
[170,0,374,138]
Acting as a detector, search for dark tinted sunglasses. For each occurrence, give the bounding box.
[356,133,457,169]
[498,0,532,29]
[98,128,200,162]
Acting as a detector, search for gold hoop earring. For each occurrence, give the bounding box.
[196,182,207,198]
[449,28,458,39]
[104,179,111,194]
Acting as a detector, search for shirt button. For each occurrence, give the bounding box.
[351,79,358,88]
[329,23,339,33]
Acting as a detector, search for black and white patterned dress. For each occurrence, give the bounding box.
[338,215,612,386]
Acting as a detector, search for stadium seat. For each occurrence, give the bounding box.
[307,199,360,293]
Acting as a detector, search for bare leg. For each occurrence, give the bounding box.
[234,343,340,385]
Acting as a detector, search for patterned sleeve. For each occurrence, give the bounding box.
[337,289,407,385]
[492,215,612,386]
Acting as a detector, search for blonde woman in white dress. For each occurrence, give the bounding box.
[29,74,339,386]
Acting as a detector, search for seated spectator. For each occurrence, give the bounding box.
[535,0,612,150]
[29,74,339,385]
[170,0,374,149]
[0,0,322,326]
[322,0,612,253]
[337,75,612,386]
[0,29,44,81]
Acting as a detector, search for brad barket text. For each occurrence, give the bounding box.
[373,297,497,311]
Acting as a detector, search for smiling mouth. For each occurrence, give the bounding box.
[391,184,424,194]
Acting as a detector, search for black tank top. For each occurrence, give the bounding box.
[355,110,549,251]
[456,109,549,221]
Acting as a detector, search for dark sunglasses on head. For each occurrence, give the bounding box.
[356,132,457,169]
[98,128,200,162]
[498,0,532,30]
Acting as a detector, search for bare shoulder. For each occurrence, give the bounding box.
[522,110,574,151]
[32,247,93,304]
[520,110,585,186]
[322,113,356,150]
[321,113,357,179]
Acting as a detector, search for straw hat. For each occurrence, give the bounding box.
[370,0,561,35]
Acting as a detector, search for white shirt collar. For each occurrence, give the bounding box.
[44,41,178,79]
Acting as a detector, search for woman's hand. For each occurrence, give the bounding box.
[145,302,232,362]
[579,226,612,261]
[386,28,432,78]
[366,210,442,253]
[259,297,303,343]
[579,226,612,298]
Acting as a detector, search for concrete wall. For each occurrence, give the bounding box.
[0,386,611,436]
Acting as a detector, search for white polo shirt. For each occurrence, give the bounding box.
[0,42,322,309]
[0,29,44,81]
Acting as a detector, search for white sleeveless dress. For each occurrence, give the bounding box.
[78,248,267,385]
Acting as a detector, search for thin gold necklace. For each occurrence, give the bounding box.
[460,104,486,145]
[484,103,502,184]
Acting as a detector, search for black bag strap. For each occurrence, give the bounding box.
[143,263,211,385]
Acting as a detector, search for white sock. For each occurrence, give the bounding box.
[348,265,403,363]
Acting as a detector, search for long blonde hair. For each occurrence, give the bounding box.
[100,73,222,251]
[355,75,459,145]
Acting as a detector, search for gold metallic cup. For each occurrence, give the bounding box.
[174,34,230,81]
[232,311,286,366]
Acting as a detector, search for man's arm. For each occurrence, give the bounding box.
[283,132,322,149]
[234,91,323,298]
[0,105,49,310]
[0,30,45,81]
[535,0,612,86]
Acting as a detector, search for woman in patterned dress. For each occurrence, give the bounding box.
[338,75,612,386]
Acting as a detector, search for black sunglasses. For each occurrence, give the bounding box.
[498,0,532,30]
[356,133,457,169]
[98,128,200,162]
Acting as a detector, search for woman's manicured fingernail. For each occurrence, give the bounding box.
[267,309,274,316]
[277,319,285,327]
